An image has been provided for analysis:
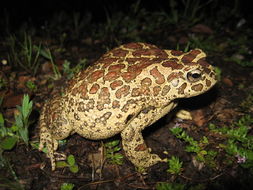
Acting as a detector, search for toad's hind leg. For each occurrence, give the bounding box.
[39,126,58,171]
[39,116,72,170]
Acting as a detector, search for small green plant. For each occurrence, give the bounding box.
[214,66,222,81]
[63,59,87,79]
[56,154,79,173]
[36,46,61,80]
[210,115,253,168]
[156,182,185,190]
[0,94,33,151]
[224,36,253,67]
[240,89,253,112]
[225,56,253,67]
[104,140,124,165]
[60,183,75,190]
[0,95,33,189]
[0,77,7,89]
[7,33,42,75]
[31,139,67,154]
[188,35,219,52]
[25,80,37,92]
[167,156,183,175]
[170,127,217,166]
[14,94,33,145]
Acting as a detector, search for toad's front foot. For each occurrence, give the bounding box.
[121,126,166,169]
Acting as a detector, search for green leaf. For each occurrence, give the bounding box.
[0,136,18,150]
[10,125,18,132]
[69,165,79,173]
[14,113,23,129]
[56,161,69,168]
[0,113,4,127]
[67,155,76,166]
[60,183,75,190]
[38,47,52,60]
[21,94,32,120]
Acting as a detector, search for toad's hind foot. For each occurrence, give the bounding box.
[39,127,58,171]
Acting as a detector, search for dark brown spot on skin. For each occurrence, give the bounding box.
[131,88,141,97]
[191,84,203,91]
[108,64,125,71]
[89,123,96,129]
[69,98,75,107]
[132,49,167,57]
[167,72,183,82]
[116,114,122,119]
[79,83,88,99]
[170,57,179,61]
[151,58,165,64]
[181,54,196,64]
[153,86,161,96]
[206,79,211,87]
[89,83,100,94]
[132,49,151,56]
[121,99,136,112]
[110,80,123,90]
[115,85,130,99]
[71,87,79,96]
[87,70,104,82]
[125,114,134,124]
[197,58,210,68]
[161,85,171,96]
[96,112,112,125]
[125,58,140,65]
[189,49,202,56]
[87,99,95,109]
[141,106,155,114]
[104,112,112,119]
[100,58,117,69]
[134,143,147,151]
[121,71,136,83]
[99,87,110,99]
[97,87,111,111]
[95,118,101,123]
[141,77,152,87]
[127,61,151,76]
[178,83,187,94]
[210,72,216,79]
[77,102,85,112]
[123,42,143,49]
[112,100,120,109]
[74,113,80,121]
[96,104,104,111]
[111,49,129,57]
[150,66,165,84]
[162,60,184,70]
[140,87,151,96]
[171,50,184,56]
[104,71,120,81]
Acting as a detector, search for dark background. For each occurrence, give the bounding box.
[1,0,253,29]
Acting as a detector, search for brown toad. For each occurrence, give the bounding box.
[39,42,217,170]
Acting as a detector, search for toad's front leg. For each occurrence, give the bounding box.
[121,125,166,169]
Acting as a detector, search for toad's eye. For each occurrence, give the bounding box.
[187,69,202,82]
